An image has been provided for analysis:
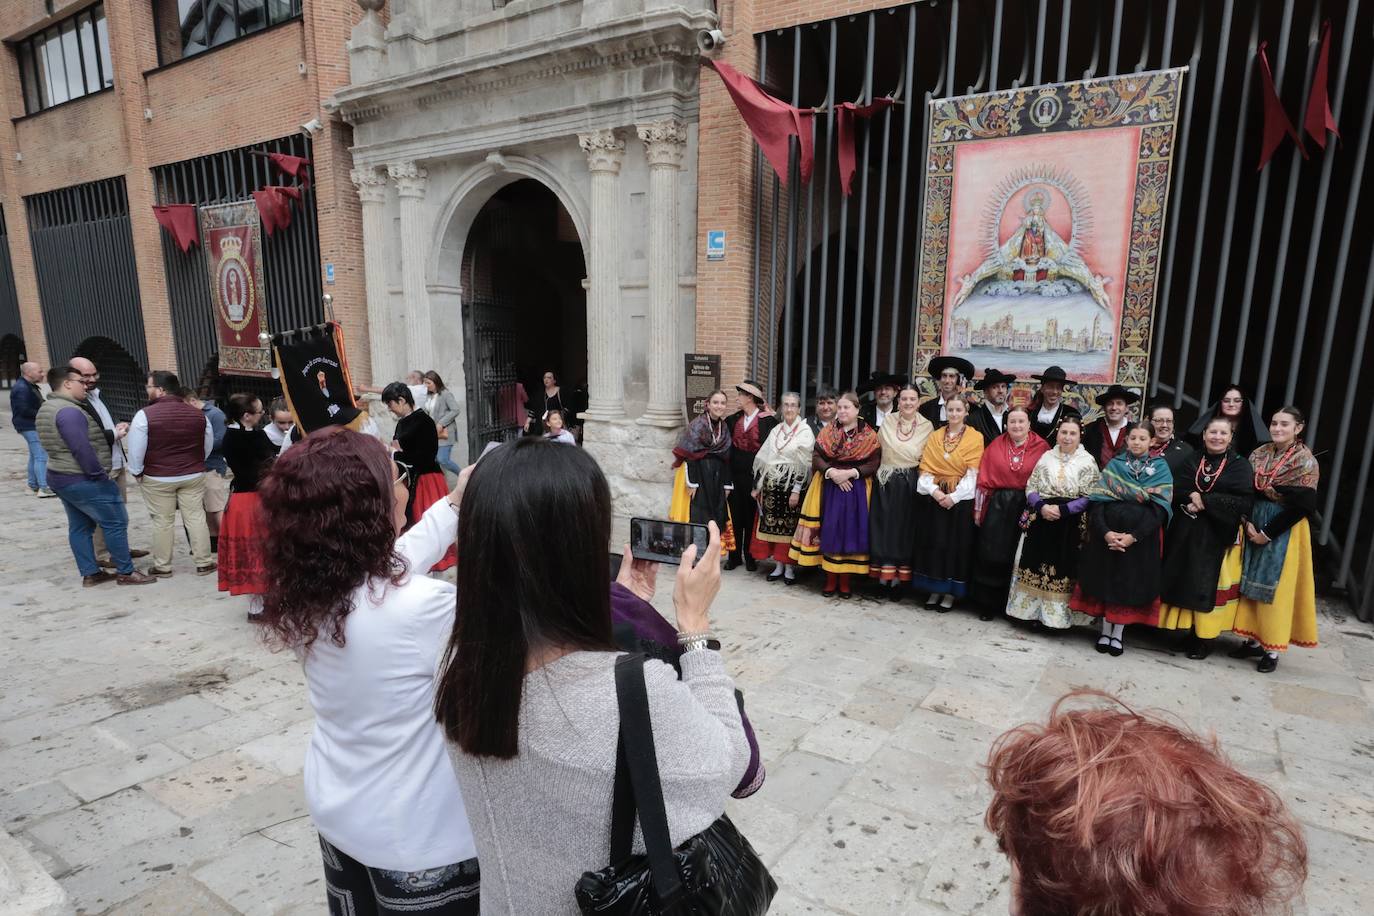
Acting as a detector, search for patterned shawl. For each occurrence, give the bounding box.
[918,425,984,490]
[1089,449,1174,521]
[672,413,731,467]
[815,419,880,465]
[1249,441,1320,499]
[753,416,815,489]
[876,413,934,485]
[1026,445,1100,498]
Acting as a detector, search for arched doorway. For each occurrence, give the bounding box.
[74,336,145,422]
[459,179,587,455]
[0,334,25,388]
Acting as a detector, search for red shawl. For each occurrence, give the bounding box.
[815,420,879,464]
[975,431,1049,524]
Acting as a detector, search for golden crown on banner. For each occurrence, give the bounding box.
[220,235,244,255]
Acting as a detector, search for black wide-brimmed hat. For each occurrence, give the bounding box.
[1094,384,1141,406]
[859,370,908,394]
[1032,365,1077,385]
[927,355,975,379]
[974,367,1017,390]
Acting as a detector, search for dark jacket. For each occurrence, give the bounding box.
[1029,400,1082,443]
[968,402,1009,446]
[10,377,43,433]
[918,396,950,430]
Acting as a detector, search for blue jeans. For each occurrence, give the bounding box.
[19,430,47,490]
[437,443,462,477]
[55,478,133,576]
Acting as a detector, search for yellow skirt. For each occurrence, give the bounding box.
[1233,519,1318,651]
[1158,541,1244,639]
[668,465,736,554]
[788,472,824,568]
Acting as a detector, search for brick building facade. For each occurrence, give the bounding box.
[0,0,367,418]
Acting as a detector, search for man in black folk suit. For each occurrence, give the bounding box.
[918,356,975,429]
[806,385,838,436]
[969,368,1016,445]
[1028,365,1083,442]
[861,371,905,429]
[724,380,778,571]
[1081,384,1141,468]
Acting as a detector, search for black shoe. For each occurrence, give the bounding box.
[1257,654,1279,673]
[1095,635,1112,654]
[745,559,758,572]
[724,555,742,571]
[837,590,851,600]
[1107,638,1124,657]
[1228,642,1265,660]
[1186,639,1213,660]
[822,589,836,598]
[888,587,903,602]
[925,594,940,609]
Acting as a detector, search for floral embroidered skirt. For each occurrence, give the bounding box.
[1005,503,1085,629]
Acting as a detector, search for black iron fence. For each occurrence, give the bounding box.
[750,0,1374,616]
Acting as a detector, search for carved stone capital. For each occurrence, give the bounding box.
[579,129,626,174]
[350,167,388,204]
[637,120,688,168]
[388,161,428,197]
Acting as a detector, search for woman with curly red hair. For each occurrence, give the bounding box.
[985,691,1307,915]
[256,428,479,914]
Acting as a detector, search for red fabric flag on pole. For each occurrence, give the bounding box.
[1256,41,1306,170]
[252,186,302,236]
[1304,20,1341,149]
[836,98,896,196]
[268,153,312,189]
[705,59,814,187]
[152,204,200,252]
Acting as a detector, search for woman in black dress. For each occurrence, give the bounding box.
[382,382,456,572]
[1186,382,1269,459]
[867,386,933,598]
[911,397,985,611]
[971,407,1049,620]
[219,394,278,607]
[1146,402,1194,477]
[670,389,735,556]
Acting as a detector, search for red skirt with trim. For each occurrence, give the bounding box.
[218,491,268,596]
[411,471,457,572]
[1069,585,1161,627]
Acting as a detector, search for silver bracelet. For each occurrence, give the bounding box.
[675,630,714,646]
[680,637,713,653]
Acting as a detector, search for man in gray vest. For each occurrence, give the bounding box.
[127,371,215,577]
[70,355,151,568]
[35,366,155,587]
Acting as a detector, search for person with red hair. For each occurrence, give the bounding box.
[986,690,1307,916]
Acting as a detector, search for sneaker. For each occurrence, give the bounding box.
[117,570,157,585]
[82,571,117,588]
[148,567,174,578]
[195,562,218,576]
[37,488,58,498]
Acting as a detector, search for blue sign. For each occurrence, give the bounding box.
[325,263,335,285]
[706,230,725,261]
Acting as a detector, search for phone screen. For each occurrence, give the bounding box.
[629,517,710,566]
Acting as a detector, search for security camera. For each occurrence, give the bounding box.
[300,118,322,136]
[697,29,726,55]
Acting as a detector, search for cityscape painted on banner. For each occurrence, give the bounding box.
[915,70,1185,399]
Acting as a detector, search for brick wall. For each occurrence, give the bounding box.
[0,0,364,376]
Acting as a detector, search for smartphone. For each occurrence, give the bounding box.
[629,517,710,566]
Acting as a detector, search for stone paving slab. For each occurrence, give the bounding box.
[1,413,1373,914]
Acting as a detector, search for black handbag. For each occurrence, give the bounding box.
[575,654,777,915]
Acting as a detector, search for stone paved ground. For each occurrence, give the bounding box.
[2,408,1373,914]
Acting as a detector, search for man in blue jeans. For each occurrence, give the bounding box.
[10,361,56,498]
[35,366,156,587]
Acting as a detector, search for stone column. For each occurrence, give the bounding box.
[578,129,628,419]
[350,167,393,385]
[636,119,688,426]
[388,161,434,373]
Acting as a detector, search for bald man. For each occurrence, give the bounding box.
[11,361,54,496]
[70,356,148,566]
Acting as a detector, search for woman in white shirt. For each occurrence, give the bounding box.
[255,427,478,914]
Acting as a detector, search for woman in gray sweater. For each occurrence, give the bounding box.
[435,438,749,914]
[424,371,463,476]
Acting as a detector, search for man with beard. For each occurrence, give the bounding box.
[1081,384,1140,468]
[861,371,904,428]
[1028,365,1082,442]
[969,368,1016,445]
[918,356,975,429]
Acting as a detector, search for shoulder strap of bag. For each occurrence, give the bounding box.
[608,730,635,863]
[613,653,685,907]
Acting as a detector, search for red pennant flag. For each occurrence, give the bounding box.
[252,186,302,236]
[1256,41,1307,170]
[1304,20,1341,149]
[268,153,312,189]
[837,98,895,196]
[705,60,814,187]
[152,204,199,252]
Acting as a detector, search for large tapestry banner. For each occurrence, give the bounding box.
[200,201,273,378]
[914,69,1185,409]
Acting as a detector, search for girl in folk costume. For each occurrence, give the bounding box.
[1006,417,1100,629]
[219,393,277,609]
[912,397,985,610]
[1070,423,1174,657]
[1157,417,1254,659]
[669,390,737,555]
[382,382,457,573]
[789,391,881,599]
[749,391,815,584]
[1231,407,1321,673]
[868,386,934,597]
[971,406,1049,621]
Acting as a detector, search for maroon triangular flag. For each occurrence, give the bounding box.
[1304,20,1341,149]
[152,204,199,252]
[1257,41,1307,170]
[268,153,312,189]
[705,60,814,186]
[837,98,895,196]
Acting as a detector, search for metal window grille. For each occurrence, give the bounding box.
[750,0,1374,617]
[151,133,323,407]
